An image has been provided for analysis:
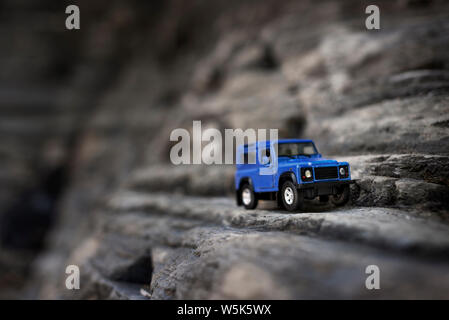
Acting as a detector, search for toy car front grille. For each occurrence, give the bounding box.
[314,166,338,180]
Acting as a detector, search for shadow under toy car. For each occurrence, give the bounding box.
[235,139,354,211]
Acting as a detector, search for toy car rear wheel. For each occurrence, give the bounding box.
[331,185,350,207]
[281,181,303,212]
[241,184,258,210]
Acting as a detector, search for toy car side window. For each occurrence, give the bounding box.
[243,152,248,164]
[259,148,271,163]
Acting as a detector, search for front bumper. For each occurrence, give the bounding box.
[297,180,355,198]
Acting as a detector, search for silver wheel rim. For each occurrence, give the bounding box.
[284,186,294,205]
[242,188,252,205]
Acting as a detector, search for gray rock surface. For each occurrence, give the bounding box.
[52,192,449,299]
[1,0,449,299]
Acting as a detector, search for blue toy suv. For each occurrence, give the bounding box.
[235,139,354,211]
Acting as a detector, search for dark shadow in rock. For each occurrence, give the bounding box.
[284,115,307,138]
[206,67,224,92]
[401,0,435,8]
[158,89,181,107]
[257,45,279,70]
[0,164,68,250]
[110,255,153,285]
[432,119,449,128]
[257,200,341,213]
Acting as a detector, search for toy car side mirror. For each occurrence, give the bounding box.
[261,156,270,165]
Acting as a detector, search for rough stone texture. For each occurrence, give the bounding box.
[1,0,449,299]
[51,193,449,299]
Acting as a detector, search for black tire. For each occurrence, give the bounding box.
[319,195,329,203]
[280,180,304,212]
[240,184,258,210]
[331,185,350,207]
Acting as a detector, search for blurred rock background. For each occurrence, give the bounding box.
[0,0,449,299]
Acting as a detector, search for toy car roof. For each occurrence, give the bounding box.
[237,139,315,152]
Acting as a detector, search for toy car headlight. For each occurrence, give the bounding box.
[300,167,314,181]
[305,169,312,178]
[339,165,349,178]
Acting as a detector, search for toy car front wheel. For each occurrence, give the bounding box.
[241,184,258,210]
[280,181,304,212]
[330,185,350,207]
